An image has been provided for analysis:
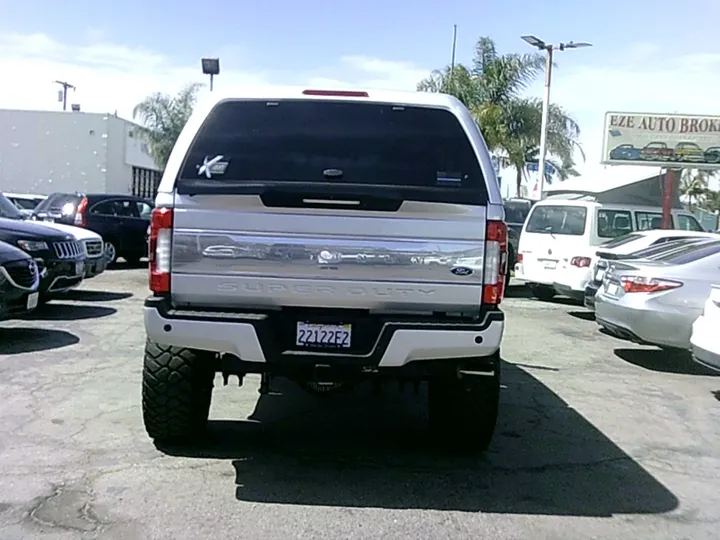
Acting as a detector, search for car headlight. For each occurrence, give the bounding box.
[17,240,48,251]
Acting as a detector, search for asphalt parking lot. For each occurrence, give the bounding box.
[1,270,719,540]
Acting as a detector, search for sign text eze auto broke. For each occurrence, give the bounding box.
[609,114,720,134]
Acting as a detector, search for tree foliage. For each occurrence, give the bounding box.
[132,82,203,170]
[417,36,584,196]
[680,169,720,215]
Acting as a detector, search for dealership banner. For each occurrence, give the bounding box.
[602,112,720,169]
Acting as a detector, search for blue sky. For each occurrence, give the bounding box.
[3,0,718,77]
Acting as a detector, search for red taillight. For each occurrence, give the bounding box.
[570,256,592,268]
[149,207,173,293]
[517,252,523,264]
[302,89,369,97]
[620,276,682,294]
[73,197,88,227]
[483,220,508,305]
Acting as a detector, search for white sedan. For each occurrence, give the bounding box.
[690,285,720,373]
[35,221,107,279]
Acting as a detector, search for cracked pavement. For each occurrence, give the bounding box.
[0,270,719,539]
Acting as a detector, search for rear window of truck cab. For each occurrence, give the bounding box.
[176,99,489,205]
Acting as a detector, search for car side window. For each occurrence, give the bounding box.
[597,209,633,238]
[676,214,704,231]
[635,211,669,231]
[136,202,153,219]
[113,200,137,218]
[90,200,117,216]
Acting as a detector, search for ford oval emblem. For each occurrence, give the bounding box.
[451,266,473,276]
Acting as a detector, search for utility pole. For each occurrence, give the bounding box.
[520,36,592,198]
[54,80,76,111]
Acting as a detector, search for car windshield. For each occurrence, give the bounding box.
[9,197,40,210]
[0,194,25,220]
[34,193,81,214]
[504,200,532,224]
[177,99,488,205]
[525,205,587,235]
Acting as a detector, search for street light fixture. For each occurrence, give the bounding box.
[201,58,220,91]
[521,35,592,197]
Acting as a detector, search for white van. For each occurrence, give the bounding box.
[514,198,704,300]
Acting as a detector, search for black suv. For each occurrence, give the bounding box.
[0,240,41,320]
[0,217,85,301]
[32,193,153,264]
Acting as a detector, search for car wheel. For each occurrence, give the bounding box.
[104,241,117,264]
[142,339,215,442]
[428,354,501,453]
[529,284,556,301]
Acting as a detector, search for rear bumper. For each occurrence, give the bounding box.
[143,297,504,368]
[595,295,693,349]
[553,267,591,300]
[690,315,720,373]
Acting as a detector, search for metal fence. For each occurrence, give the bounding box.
[131,166,161,200]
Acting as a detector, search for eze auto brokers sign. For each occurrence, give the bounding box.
[601,111,720,169]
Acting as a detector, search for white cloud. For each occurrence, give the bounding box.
[0,32,429,122]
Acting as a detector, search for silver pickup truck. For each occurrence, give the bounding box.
[142,87,507,452]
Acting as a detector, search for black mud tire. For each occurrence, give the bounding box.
[529,283,556,301]
[142,339,215,442]
[428,357,501,453]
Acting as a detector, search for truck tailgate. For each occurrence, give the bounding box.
[170,195,487,312]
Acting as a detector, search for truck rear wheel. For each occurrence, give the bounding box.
[142,339,215,442]
[428,358,500,452]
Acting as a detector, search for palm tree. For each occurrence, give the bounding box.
[133,82,203,170]
[680,169,710,210]
[417,36,584,196]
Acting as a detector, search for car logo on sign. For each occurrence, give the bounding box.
[451,266,473,276]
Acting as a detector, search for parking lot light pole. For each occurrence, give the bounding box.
[521,36,592,197]
[201,58,220,91]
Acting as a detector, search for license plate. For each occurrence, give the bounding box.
[27,292,39,310]
[296,322,351,348]
[543,260,557,270]
[75,261,84,276]
[605,283,619,296]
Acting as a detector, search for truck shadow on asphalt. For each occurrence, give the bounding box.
[157,362,679,516]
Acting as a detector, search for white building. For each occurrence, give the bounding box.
[0,108,161,197]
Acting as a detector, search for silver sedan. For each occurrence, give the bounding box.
[595,239,720,350]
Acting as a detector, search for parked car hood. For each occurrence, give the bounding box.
[0,239,33,265]
[35,221,102,241]
[0,217,74,242]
